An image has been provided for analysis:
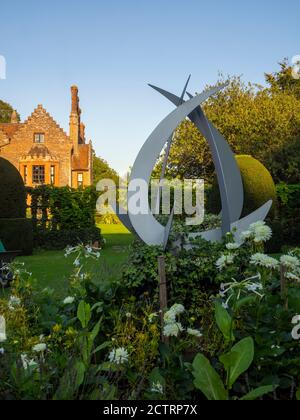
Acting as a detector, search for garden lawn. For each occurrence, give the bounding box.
[10,224,133,298]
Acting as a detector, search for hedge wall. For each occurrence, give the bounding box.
[276,183,300,246]
[0,157,33,255]
[0,219,33,256]
[26,185,104,250]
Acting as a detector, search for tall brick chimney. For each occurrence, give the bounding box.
[69,86,80,155]
[80,122,86,143]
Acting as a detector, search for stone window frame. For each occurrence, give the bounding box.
[34,133,45,144]
[77,173,83,188]
[32,165,45,184]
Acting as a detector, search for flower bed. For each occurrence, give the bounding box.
[0,223,300,400]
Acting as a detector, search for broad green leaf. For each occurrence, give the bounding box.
[93,341,111,355]
[220,337,254,389]
[192,353,228,401]
[77,301,91,328]
[241,385,277,401]
[74,361,86,388]
[89,319,101,345]
[235,295,256,311]
[215,301,235,342]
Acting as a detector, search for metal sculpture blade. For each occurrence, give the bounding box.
[114,77,272,249]
[128,86,225,246]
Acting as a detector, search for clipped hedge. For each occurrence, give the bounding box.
[26,185,104,250]
[275,183,300,247]
[0,219,33,256]
[207,155,277,218]
[33,226,103,250]
[0,157,26,218]
[0,157,33,255]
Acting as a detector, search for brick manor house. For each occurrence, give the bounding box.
[0,86,93,188]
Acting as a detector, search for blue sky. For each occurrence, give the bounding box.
[0,0,299,174]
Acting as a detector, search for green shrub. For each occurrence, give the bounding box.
[0,157,26,218]
[33,226,103,250]
[122,237,224,318]
[0,218,33,255]
[0,158,32,255]
[273,183,300,248]
[26,185,103,250]
[207,155,277,218]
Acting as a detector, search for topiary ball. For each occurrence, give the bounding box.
[0,157,26,218]
[207,155,277,218]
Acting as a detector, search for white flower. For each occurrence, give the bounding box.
[187,328,203,338]
[125,313,132,318]
[163,323,184,337]
[216,254,235,271]
[226,242,240,250]
[21,354,39,371]
[0,316,6,343]
[108,347,129,365]
[150,382,164,395]
[8,295,21,310]
[286,272,300,281]
[169,304,185,315]
[250,221,266,230]
[253,226,272,243]
[63,296,75,305]
[73,258,80,267]
[250,253,279,270]
[244,221,273,243]
[280,255,300,271]
[245,283,263,293]
[0,348,4,355]
[163,310,177,325]
[32,343,47,353]
[240,230,252,241]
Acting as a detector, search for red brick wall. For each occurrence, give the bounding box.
[0,106,73,186]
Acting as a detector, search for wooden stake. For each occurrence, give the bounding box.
[280,264,288,310]
[158,256,169,344]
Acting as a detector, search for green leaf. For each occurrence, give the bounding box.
[93,341,111,355]
[215,301,235,342]
[74,361,86,388]
[192,353,228,401]
[77,301,91,328]
[235,295,256,311]
[89,319,101,344]
[220,337,254,389]
[148,367,166,387]
[296,388,300,401]
[241,385,277,400]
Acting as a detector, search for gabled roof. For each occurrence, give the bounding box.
[21,104,69,138]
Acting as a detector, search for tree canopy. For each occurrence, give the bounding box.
[154,62,300,184]
[93,153,119,186]
[0,100,20,123]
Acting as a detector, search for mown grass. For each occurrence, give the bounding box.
[1,224,133,298]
